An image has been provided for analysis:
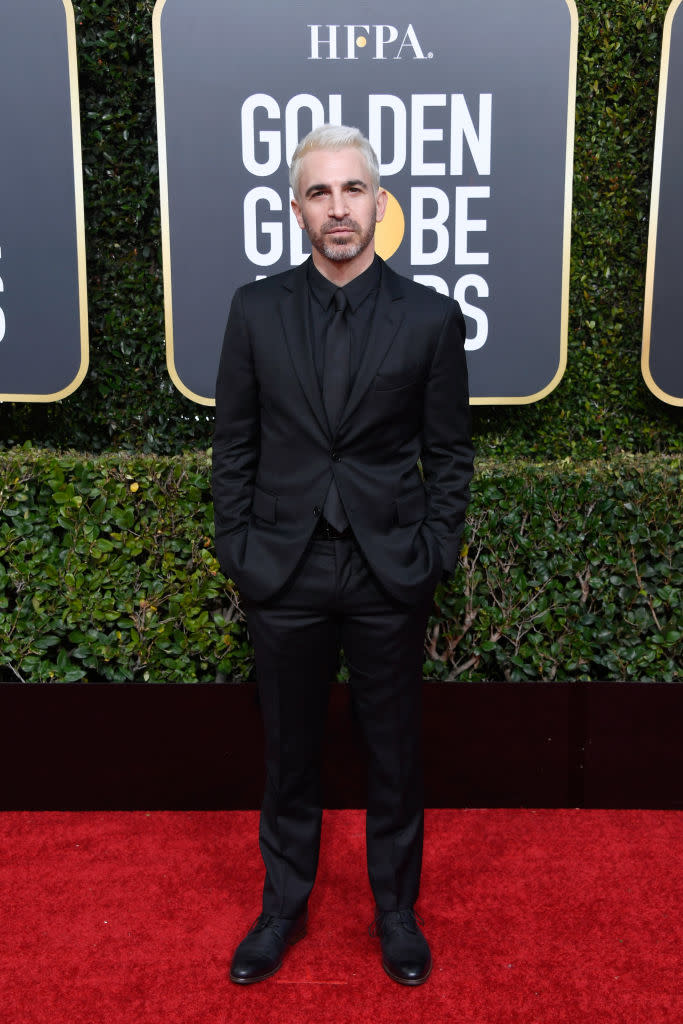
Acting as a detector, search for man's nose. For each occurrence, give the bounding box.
[328,191,349,218]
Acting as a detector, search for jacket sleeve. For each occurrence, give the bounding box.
[212,287,259,578]
[420,301,474,575]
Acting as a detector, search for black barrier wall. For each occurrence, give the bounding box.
[2,683,682,810]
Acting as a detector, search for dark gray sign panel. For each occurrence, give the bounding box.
[154,0,577,405]
[642,0,683,407]
[0,1,87,403]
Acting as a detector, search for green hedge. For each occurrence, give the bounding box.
[0,0,681,456]
[1,3,682,682]
[2,450,680,682]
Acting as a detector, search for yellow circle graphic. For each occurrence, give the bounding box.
[375,190,405,261]
[356,35,367,47]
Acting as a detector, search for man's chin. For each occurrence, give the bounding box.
[320,240,362,262]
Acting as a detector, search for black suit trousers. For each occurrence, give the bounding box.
[243,534,436,919]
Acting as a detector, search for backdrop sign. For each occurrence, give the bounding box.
[154,0,577,405]
[0,1,88,403]
[642,0,683,407]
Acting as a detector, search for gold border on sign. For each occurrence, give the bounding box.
[153,0,213,406]
[641,0,683,407]
[1,0,89,403]
[472,0,578,405]
[155,0,579,407]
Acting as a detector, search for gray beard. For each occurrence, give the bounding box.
[305,215,376,263]
[320,237,365,261]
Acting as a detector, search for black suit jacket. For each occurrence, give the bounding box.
[212,258,474,605]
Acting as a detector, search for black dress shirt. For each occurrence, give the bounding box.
[307,255,382,395]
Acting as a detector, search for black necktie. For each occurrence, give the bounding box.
[322,288,349,531]
[323,289,349,432]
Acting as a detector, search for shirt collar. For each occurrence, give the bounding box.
[308,255,382,313]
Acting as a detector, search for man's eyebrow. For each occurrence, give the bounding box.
[304,179,369,197]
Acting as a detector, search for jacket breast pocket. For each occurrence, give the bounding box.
[251,486,277,524]
[395,487,427,526]
[374,368,420,392]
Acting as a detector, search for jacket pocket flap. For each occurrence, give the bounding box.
[395,488,427,526]
[251,486,277,524]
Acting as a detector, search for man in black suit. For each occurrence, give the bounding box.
[213,125,473,986]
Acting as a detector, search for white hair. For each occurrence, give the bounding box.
[289,124,380,200]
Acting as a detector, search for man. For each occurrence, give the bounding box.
[212,125,473,986]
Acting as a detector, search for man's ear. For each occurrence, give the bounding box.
[291,198,305,231]
[375,188,388,223]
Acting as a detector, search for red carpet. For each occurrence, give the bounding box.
[0,809,681,1023]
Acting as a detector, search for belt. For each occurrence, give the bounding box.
[313,518,352,540]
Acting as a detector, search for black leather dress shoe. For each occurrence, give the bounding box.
[371,908,432,985]
[229,911,307,984]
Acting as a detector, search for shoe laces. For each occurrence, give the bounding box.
[369,908,424,938]
[250,913,282,936]
[250,913,304,940]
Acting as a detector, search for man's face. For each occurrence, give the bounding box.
[291,147,387,267]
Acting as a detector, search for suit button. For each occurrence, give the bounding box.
[331,451,341,462]
[313,506,321,517]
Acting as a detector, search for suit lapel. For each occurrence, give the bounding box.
[279,261,330,438]
[338,262,405,431]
